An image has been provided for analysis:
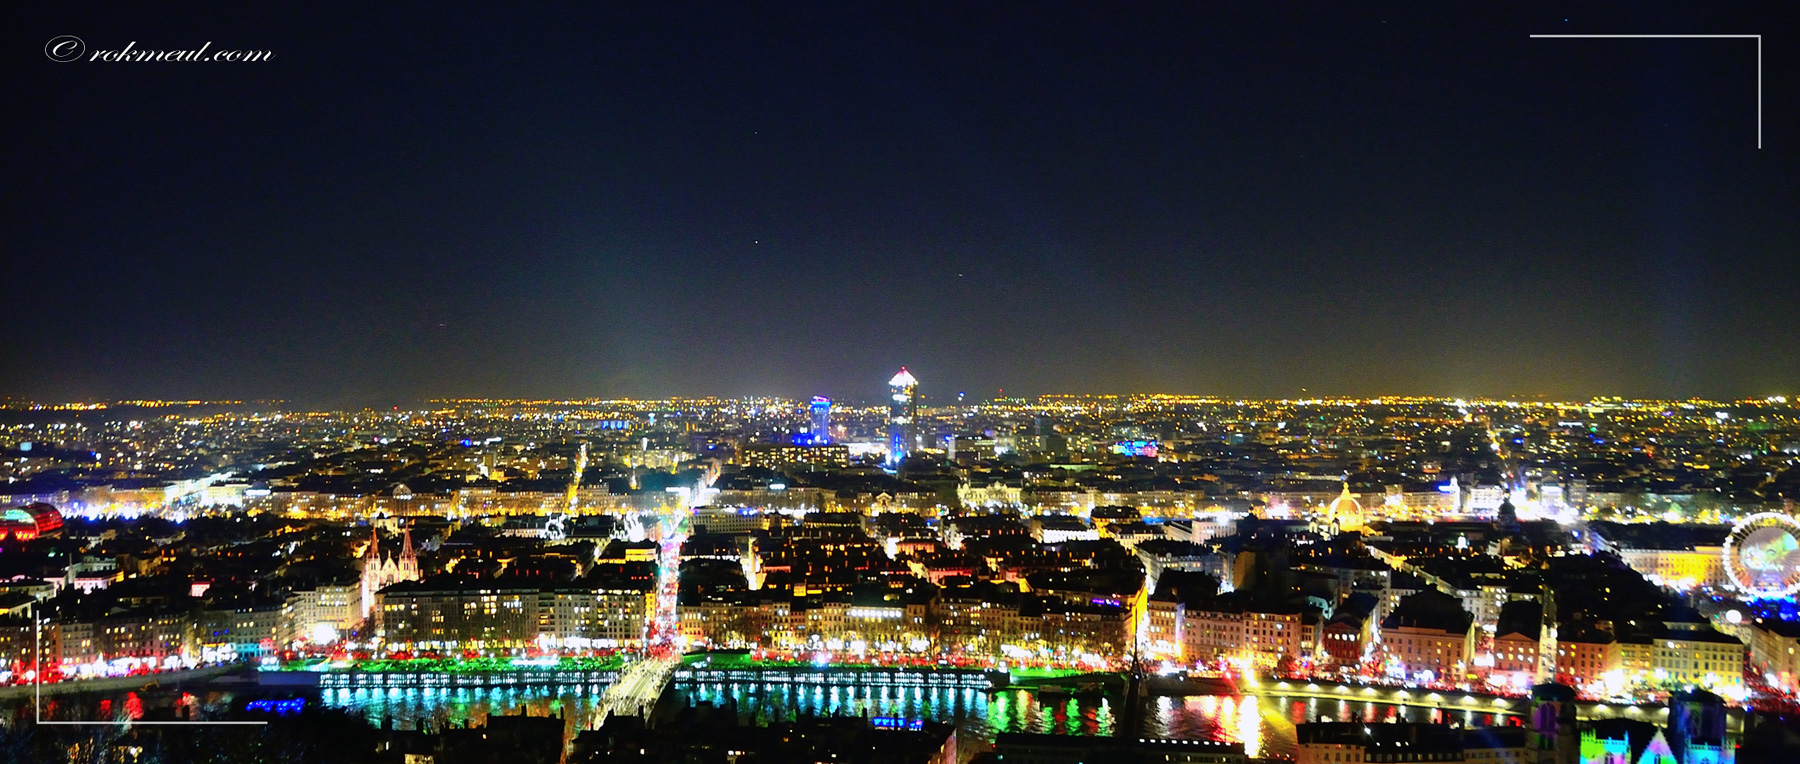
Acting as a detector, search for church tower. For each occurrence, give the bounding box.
[398,527,419,579]
[360,529,381,622]
[360,527,421,623]
[1529,682,1579,764]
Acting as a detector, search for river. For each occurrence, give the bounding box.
[6,671,1524,761]
[297,677,1518,759]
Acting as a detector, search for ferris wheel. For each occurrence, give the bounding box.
[1722,513,1800,599]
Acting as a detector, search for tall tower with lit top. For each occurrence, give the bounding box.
[887,368,918,467]
[809,396,833,445]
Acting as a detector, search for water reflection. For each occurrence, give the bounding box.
[1236,695,1264,758]
[314,683,610,741]
[264,681,1121,760]
[1143,693,1519,759]
[6,672,1521,761]
[665,680,1119,745]
[248,681,1520,759]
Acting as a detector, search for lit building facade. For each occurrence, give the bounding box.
[1244,610,1305,663]
[887,368,918,466]
[1554,633,1613,691]
[1385,622,1474,682]
[45,613,193,666]
[198,602,283,657]
[283,583,362,644]
[377,581,541,650]
[1616,547,1726,590]
[1381,591,1476,683]
[536,586,654,649]
[1652,629,1746,694]
[1746,618,1800,695]
[738,443,851,470]
[809,396,833,445]
[1297,723,1528,764]
[1490,630,1541,690]
[1184,606,1246,666]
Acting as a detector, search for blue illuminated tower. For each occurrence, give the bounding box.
[809,396,832,445]
[887,368,918,466]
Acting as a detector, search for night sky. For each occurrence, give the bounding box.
[5,3,1795,406]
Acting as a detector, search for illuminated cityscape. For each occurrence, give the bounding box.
[1,390,1798,761]
[9,2,1797,763]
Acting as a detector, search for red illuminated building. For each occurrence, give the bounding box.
[0,503,63,541]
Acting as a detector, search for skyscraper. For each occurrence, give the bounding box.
[809,396,833,445]
[887,368,918,467]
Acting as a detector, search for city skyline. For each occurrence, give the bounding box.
[2,386,1795,413]
[7,2,1800,761]
[2,366,1798,761]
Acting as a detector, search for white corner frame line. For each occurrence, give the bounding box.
[32,602,268,726]
[1530,34,1763,149]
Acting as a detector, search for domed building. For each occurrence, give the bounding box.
[1324,483,1367,533]
[1495,491,1521,532]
